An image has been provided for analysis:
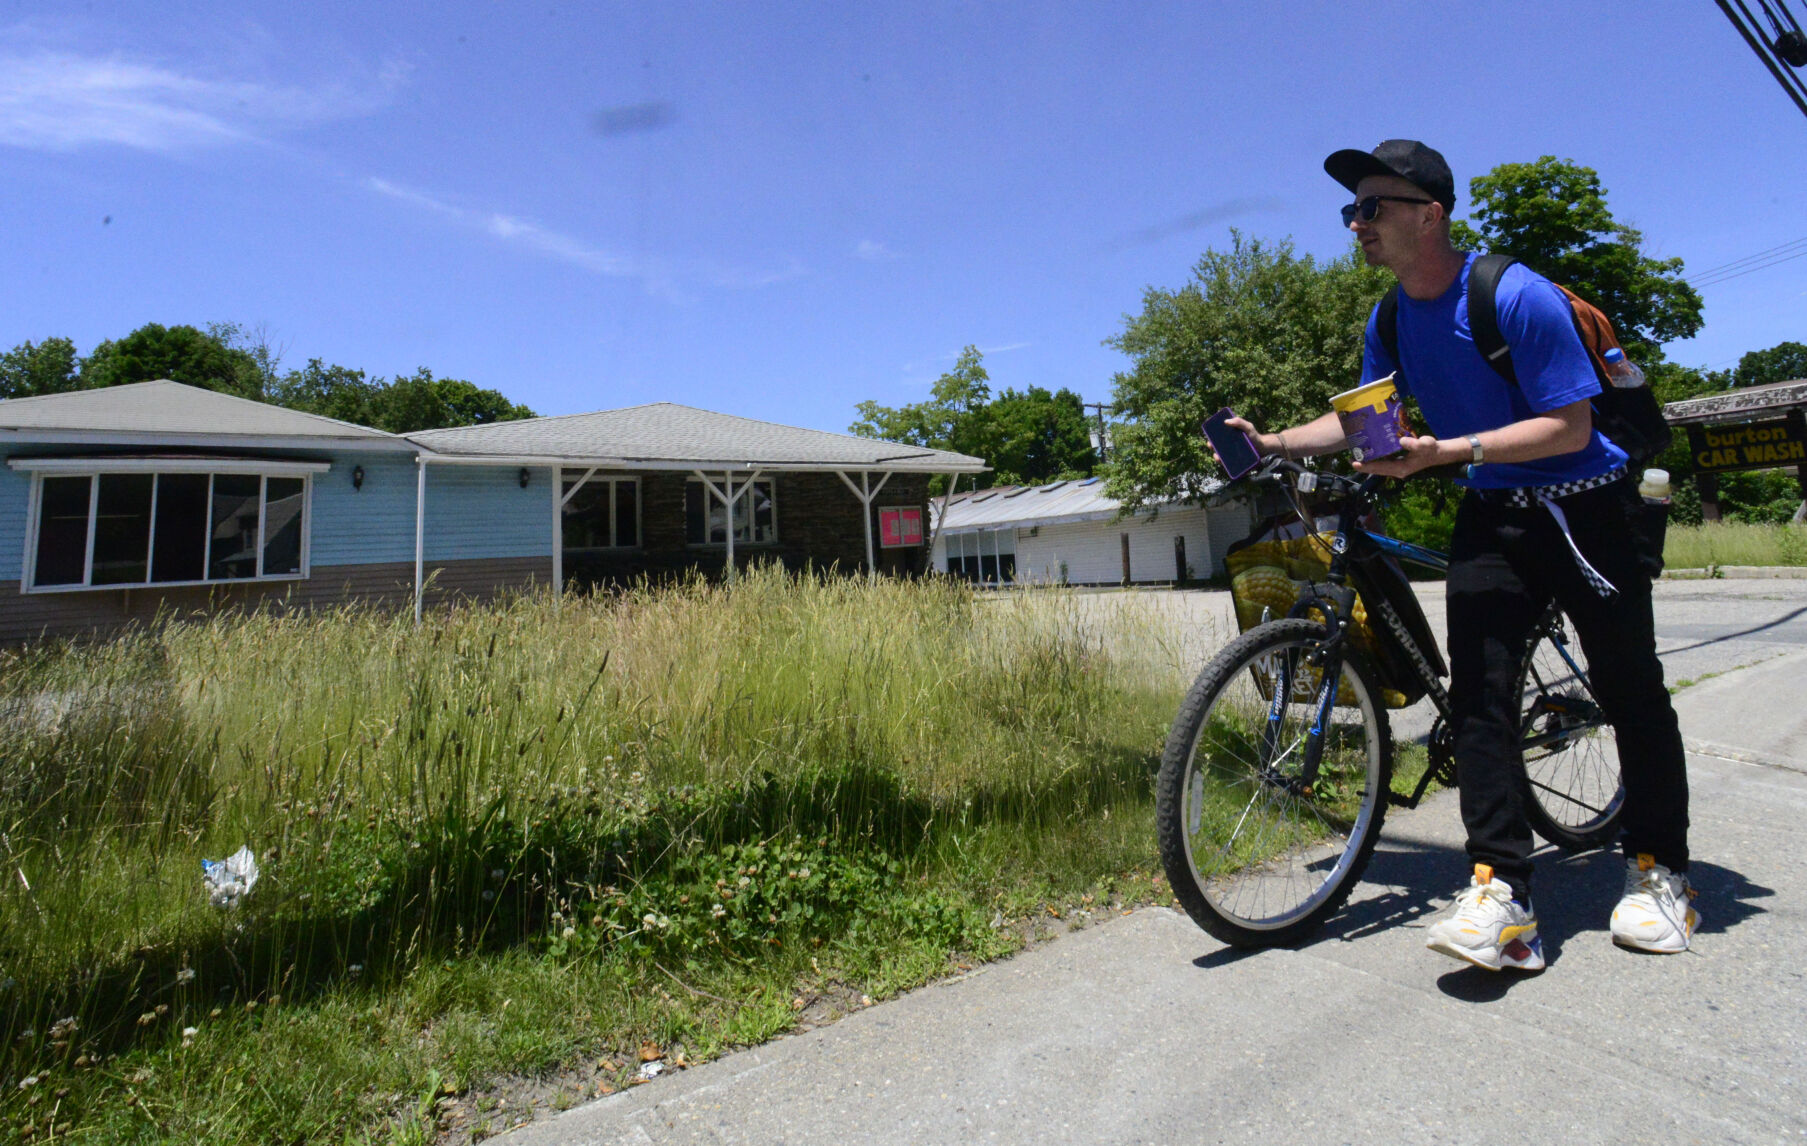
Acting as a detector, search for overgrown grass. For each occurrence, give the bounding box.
[0,568,1204,1143]
[1665,520,1807,569]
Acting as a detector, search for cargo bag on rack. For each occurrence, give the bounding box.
[1223,516,1438,710]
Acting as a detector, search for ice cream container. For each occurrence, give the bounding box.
[1332,375,1407,462]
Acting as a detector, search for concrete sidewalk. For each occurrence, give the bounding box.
[504,650,1807,1145]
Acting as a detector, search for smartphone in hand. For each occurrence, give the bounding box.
[1203,408,1261,480]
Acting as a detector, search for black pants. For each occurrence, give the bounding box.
[1445,479,1688,902]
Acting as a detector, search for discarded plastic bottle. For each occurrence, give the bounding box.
[1639,467,1671,503]
[1603,347,1646,389]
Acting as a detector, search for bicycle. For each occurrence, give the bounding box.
[1155,456,1625,948]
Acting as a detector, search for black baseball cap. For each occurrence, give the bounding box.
[1324,140,1456,212]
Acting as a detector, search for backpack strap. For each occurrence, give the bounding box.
[1466,253,1519,385]
[1376,284,1401,382]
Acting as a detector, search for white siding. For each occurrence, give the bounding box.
[935,502,1252,586]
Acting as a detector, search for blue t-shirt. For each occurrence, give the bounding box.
[1359,254,1628,490]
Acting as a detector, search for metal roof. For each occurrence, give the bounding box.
[406,402,987,472]
[0,380,408,446]
[932,476,1224,533]
[1662,378,1807,426]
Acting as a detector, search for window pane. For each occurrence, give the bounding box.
[151,474,209,583]
[209,474,262,580]
[34,476,91,586]
[92,474,153,585]
[562,477,612,550]
[685,481,708,544]
[995,529,1016,556]
[979,553,999,583]
[614,480,638,547]
[263,478,304,576]
[962,554,980,581]
[999,553,1016,584]
[744,480,775,543]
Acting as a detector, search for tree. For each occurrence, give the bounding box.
[1104,233,1392,508]
[79,323,263,398]
[1729,340,1807,388]
[367,368,535,434]
[984,386,1097,487]
[0,337,79,399]
[267,358,385,426]
[1455,157,1703,360]
[850,346,1097,490]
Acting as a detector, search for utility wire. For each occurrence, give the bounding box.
[1690,235,1807,278]
[1693,245,1807,287]
[1718,0,1807,118]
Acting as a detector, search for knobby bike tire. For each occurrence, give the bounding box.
[1516,603,1625,851]
[1156,619,1394,948]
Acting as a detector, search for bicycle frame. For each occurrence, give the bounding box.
[1260,461,1604,814]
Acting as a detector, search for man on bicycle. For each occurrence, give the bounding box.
[1221,139,1695,972]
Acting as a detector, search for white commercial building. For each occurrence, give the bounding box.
[930,477,1259,587]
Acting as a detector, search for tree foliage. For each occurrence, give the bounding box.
[1727,340,1807,389]
[1454,157,1702,360]
[80,323,264,398]
[0,324,535,432]
[850,346,1096,490]
[1104,233,1391,508]
[0,338,78,399]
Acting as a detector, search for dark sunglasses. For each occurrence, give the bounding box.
[1341,194,1434,226]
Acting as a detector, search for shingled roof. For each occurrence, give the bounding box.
[407,402,987,472]
[0,380,408,448]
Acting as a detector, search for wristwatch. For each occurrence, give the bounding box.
[1466,433,1484,465]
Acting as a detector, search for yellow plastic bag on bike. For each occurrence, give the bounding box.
[1224,531,1409,710]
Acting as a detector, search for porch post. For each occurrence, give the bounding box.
[551,466,562,606]
[414,457,426,624]
[926,472,960,575]
[724,469,735,581]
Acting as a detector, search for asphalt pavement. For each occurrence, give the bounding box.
[502,579,1807,1146]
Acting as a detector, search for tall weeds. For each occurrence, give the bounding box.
[0,568,1190,1106]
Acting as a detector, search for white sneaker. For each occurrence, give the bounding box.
[1611,854,1699,953]
[1425,864,1545,972]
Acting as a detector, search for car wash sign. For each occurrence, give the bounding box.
[1687,417,1807,475]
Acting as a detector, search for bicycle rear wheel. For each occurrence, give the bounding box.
[1517,604,1624,851]
[1156,619,1393,948]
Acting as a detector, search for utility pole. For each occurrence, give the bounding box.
[1085,401,1116,459]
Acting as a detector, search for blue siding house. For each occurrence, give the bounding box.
[0,381,985,642]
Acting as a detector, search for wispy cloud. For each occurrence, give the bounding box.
[1110,196,1288,249]
[853,239,901,261]
[0,44,404,152]
[366,177,637,278]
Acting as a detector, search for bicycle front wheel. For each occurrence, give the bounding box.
[1517,604,1624,851]
[1156,619,1393,948]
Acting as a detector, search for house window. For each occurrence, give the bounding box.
[562,475,640,550]
[945,529,1015,585]
[685,478,776,545]
[27,470,313,592]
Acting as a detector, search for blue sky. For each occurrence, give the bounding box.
[3,2,1804,432]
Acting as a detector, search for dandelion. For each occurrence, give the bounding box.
[19,1075,38,1089]
[561,927,577,941]
[176,967,196,985]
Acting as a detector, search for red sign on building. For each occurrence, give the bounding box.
[878,507,923,548]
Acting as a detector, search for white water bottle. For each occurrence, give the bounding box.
[1603,347,1645,389]
[1639,468,1671,503]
